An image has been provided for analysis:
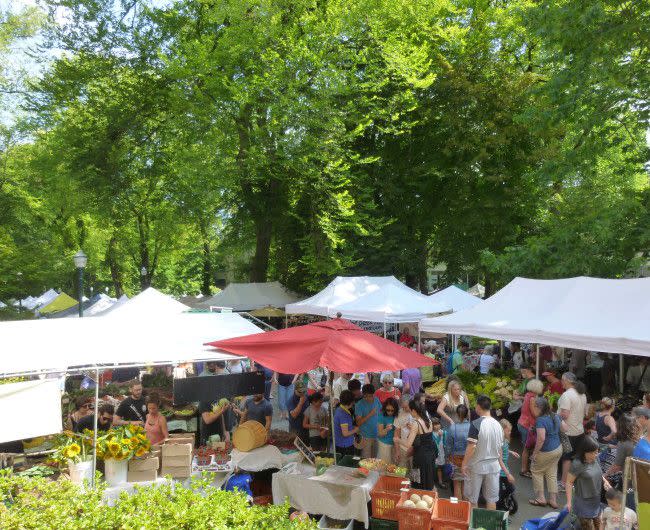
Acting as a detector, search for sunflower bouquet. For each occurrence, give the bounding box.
[96,425,151,461]
[52,431,92,464]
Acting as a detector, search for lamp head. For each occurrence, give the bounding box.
[73,250,88,269]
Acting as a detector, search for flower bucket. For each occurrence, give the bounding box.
[104,458,128,486]
[68,460,93,485]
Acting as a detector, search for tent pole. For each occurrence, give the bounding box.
[499,341,504,367]
[329,373,336,456]
[92,367,100,488]
[383,322,386,340]
[535,344,540,379]
[619,354,624,394]
[417,326,421,353]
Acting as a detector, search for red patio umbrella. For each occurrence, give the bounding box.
[205,318,438,374]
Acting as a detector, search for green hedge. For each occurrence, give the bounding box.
[0,471,317,529]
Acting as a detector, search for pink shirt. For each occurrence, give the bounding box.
[145,414,166,446]
[518,392,536,430]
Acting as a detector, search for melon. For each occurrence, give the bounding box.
[410,494,421,503]
[415,500,429,510]
[422,495,434,507]
[403,500,416,508]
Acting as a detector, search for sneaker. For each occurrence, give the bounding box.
[557,482,566,492]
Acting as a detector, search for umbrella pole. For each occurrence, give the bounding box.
[383,322,386,340]
[417,327,421,353]
[535,344,540,379]
[499,340,504,367]
[329,373,336,457]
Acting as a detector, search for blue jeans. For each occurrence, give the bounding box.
[518,424,529,445]
[278,384,293,413]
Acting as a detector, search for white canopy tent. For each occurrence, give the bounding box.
[286,275,449,322]
[428,285,483,313]
[334,282,451,323]
[0,311,263,377]
[93,294,129,316]
[104,287,188,319]
[200,281,301,311]
[420,276,650,356]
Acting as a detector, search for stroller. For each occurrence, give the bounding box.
[496,475,518,515]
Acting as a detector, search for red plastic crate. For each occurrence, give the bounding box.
[252,494,272,506]
[395,489,436,530]
[371,475,411,520]
[431,499,471,530]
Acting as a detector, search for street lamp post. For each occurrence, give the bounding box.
[73,250,88,318]
[141,266,147,290]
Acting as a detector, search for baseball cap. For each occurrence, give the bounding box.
[542,370,555,377]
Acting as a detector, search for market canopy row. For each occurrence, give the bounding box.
[420,276,650,357]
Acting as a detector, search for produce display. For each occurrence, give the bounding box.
[402,493,434,510]
[358,458,407,476]
[314,456,335,467]
[425,369,520,410]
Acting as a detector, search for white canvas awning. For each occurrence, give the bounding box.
[428,285,483,312]
[419,276,650,356]
[286,276,451,323]
[0,312,263,377]
[104,287,188,318]
[200,281,301,311]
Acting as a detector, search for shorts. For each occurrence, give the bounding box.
[468,471,500,505]
[517,424,529,445]
[567,434,586,459]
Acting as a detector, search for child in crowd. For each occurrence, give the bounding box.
[498,419,520,514]
[431,418,447,488]
[377,397,399,464]
[602,488,637,530]
[585,419,599,441]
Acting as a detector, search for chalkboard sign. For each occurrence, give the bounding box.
[173,371,265,405]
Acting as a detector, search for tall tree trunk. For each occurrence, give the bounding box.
[198,219,212,295]
[107,235,124,297]
[250,217,273,282]
[484,272,494,298]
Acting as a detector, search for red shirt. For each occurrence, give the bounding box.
[547,380,563,395]
[399,333,415,347]
[375,387,401,404]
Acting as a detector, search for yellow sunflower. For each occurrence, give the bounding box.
[67,443,81,457]
[129,437,140,448]
[108,441,121,457]
[135,447,147,458]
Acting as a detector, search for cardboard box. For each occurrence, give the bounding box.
[160,465,191,479]
[165,436,194,450]
[127,469,158,482]
[128,457,159,472]
[163,454,192,467]
[162,443,192,457]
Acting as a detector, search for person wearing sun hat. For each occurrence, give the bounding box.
[542,369,564,395]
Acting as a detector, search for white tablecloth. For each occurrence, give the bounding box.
[231,445,303,472]
[272,465,379,528]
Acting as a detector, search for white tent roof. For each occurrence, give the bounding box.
[94,294,129,316]
[468,283,485,298]
[201,281,301,311]
[0,312,263,376]
[419,276,650,356]
[66,293,117,318]
[33,288,59,310]
[104,288,188,318]
[429,286,483,312]
[286,275,451,322]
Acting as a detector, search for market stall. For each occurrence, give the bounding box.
[199,281,301,311]
[420,276,650,385]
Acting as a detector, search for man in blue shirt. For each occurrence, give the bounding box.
[354,384,382,458]
[632,407,650,460]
